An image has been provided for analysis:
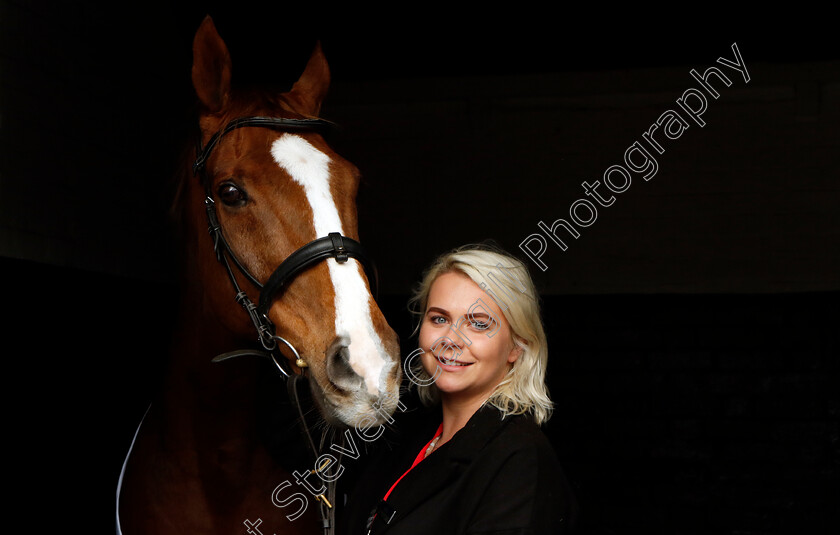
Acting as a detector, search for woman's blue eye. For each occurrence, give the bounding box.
[472,320,490,330]
[430,315,447,324]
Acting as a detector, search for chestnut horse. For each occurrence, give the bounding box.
[116,16,402,534]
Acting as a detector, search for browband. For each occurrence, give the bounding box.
[193,116,336,175]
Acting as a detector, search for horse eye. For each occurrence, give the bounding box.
[217,182,247,206]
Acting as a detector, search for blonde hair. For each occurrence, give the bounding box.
[407,242,553,425]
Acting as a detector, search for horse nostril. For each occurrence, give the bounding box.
[326,345,362,391]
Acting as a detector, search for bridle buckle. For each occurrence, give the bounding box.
[328,232,348,263]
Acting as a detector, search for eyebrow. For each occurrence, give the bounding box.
[426,306,492,319]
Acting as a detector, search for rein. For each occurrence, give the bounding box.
[194,115,372,534]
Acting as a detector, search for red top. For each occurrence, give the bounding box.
[383,423,443,501]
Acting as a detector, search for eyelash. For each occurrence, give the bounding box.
[471,319,492,330]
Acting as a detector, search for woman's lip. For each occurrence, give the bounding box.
[436,356,474,367]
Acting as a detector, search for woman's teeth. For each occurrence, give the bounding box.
[438,356,472,366]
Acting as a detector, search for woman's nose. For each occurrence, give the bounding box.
[430,334,464,359]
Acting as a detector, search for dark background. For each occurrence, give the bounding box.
[2,2,838,534]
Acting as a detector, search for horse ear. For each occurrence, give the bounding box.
[191,15,232,112]
[285,41,330,117]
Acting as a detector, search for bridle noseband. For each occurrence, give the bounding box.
[193,115,378,377]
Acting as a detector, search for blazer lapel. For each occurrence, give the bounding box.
[371,405,510,533]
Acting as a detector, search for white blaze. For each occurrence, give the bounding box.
[270,134,388,395]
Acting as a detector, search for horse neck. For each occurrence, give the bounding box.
[123,282,309,524]
[159,287,268,449]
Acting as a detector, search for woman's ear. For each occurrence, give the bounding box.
[508,339,526,363]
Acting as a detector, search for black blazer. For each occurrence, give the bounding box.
[337,403,577,535]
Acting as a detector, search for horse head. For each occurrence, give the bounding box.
[179,16,402,428]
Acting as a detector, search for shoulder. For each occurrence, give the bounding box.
[463,408,578,533]
[478,405,559,461]
[464,406,571,495]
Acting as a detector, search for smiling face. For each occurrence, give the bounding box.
[419,271,521,407]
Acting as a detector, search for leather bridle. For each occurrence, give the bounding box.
[193,115,372,534]
[193,115,378,377]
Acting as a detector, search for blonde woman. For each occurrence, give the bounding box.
[339,242,577,535]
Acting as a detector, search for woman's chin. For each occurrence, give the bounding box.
[432,376,464,394]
